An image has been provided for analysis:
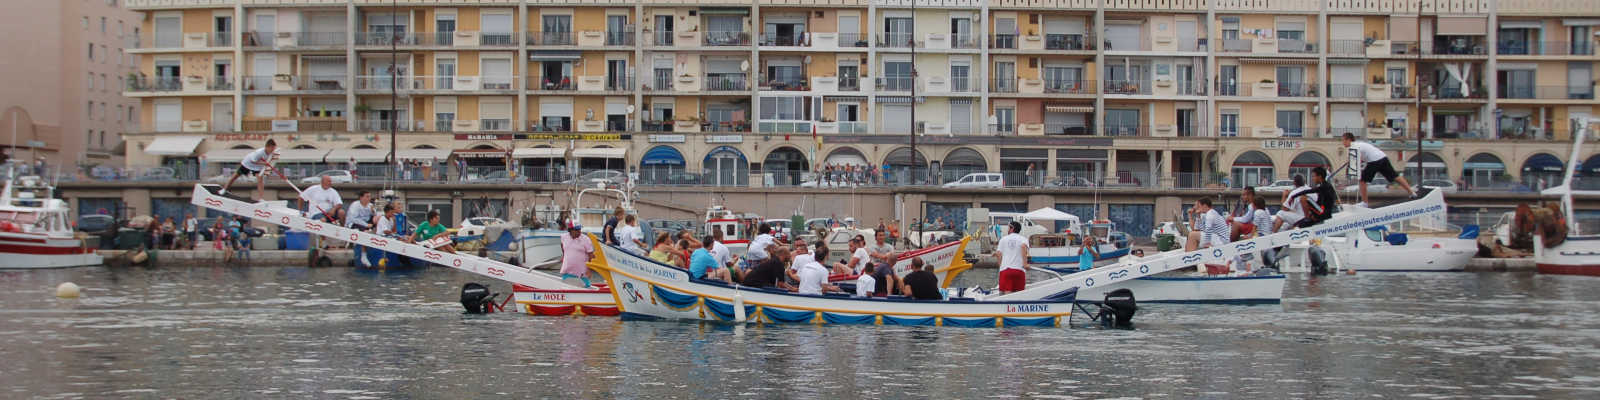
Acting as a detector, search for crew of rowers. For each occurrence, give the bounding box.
[1182,166,1340,272]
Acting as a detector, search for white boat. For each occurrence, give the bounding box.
[702,205,753,257]
[1533,118,1600,277]
[520,187,637,268]
[583,234,1076,327]
[1005,208,1130,273]
[1074,273,1286,304]
[1322,223,1476,272]
[0,169,102,269]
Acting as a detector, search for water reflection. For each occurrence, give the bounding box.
[0,267,1596,398]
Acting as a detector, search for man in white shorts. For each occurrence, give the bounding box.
[221,139,277,200]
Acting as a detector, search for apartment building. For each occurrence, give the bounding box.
[0,0,139,171]
[122,0,1600,192]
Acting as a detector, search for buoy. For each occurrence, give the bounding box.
[733,294,747,322]
[56,282,81,298]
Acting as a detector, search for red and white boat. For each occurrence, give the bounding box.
[0,172,102,269]
[1534,118,1600,277]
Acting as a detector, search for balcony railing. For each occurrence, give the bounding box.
[642,120,674,133]
[1498,40,1596,56]
[211,31,232,47]
[357,120,414,132]
[645,74,673,91]
[1499,85,1597,100]
[1277,83,1315,97]
[759,74,808,91]
[1426,39,1487,55]
[760,33,803,47]
[1278,39,1316,54]
[703,121,752,132]
[991,34,1018,49]
[878,33,916,48]
[529,76,575,91]
[294,31,347,47]
[242,31,276,47]
[607,74,635,91]
[1327,83,1365,99]
[1044,34,1094,51]
[838,76,861,91]
[838,33,868,48]
[989,78,1020,93]
[1043,79,1093,94]
[987,123,1017,135]
[126,77,182,92]
[1391,85,1416,99]
[1042,123,1095,136]
[528,31,575,46]
[1104,124,1146,137]
[1220,38,1251,52]
[1175,80,1207,96]
[952,33,981,49]
[705,73,748,91]
[1390,41,1419,55]
[241,118,344,132]
[606,30,635,46]
[704,31,751,46]
[1102,79,1151,95]
[299,75,347,91]
[1423,86,1487,99]
[648,30,674,46]
[207,77,235,91]
[526,121,573,133]
[877,77,914,92]
[1328,39,1365,55]
[479,31,519,46]
[355,32,420,46]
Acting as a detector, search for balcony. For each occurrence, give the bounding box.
[1390,41,1420,55]
[126,77,182,92]
[1498,41,1596,56]
[1328,39,1366,55]
[1102,79,1152,95]
[644,75,674,91]
[989,78,1020,94]
[1276,83,1316,98]
[354,32,421,47]
[760,33,804,47]
[878,33,916,48]
[1389,85,1416,99]
[211,31,232,47]
[241,118,345,132]
[759,74,809,91]
[606,30,635,46]
[1042,79,1093,95]
[704,31,752,47]
[1220,38,1252,52]
[837,33,869,48]
[1277,39,1316,54]
[1422,86,1487,100]
[528,76,576,91]
[642,120,674,133]
[991,34,1018,50]
[704,73,749,91]
[988,123,1017,135]
[356,120,414,132]
[816,121,868,134]
[758,121,813,133]
[1327,83,1366,99]
[1499,85,1597,100]
[477,31,519,47]
[920,76,979,93]
[293,31,347,47]
[1044,34,1094,51]
[877,77,914,92]
[1042,123,1095,136]
[646,30,674,46]
[1425,38,1487,56]
[527,31,575,46]
[1105,125,1147,137]
[951,33,982,49]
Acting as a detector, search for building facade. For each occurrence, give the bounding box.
[1,0,139,170]
[122,0,1600,192]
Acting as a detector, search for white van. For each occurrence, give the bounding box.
[942,172,1004,188]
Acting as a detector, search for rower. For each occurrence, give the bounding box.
[994,221,1029,294]
[220,139,276,200]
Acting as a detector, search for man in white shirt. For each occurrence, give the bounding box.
[1185,198,1230,252]
[846,235,873,275]
[1344,132,1416,206]
[744,224,776,270]
[617,214,645,256]
[710,230,733,270]
[221,139,276,200]
[374,202,398,237]
[787,238,813,283]
[855,272,876,297]
[794,250,838,295]
[1274,175,1314,232]
[299,175,344,223]
[993,221,1030,294]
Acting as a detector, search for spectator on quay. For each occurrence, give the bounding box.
[212,219,234,263]
[183,213,198,250]
[233,219,252,263]
[160,217,177,249]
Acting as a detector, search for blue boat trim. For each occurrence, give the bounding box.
[1133,274,1288,281]
[620,312,663,321]
[942,317,998,328]
[1003,317,1057,327]
[703,298,756,321]
[652,286,701,310]
[883,315,937,326]
[761,307,817,323]
[821,312,877,325]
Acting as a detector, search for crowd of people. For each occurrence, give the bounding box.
[1181,165,1341,273]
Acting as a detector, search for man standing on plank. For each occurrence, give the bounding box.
[220,139,276,200]
[1343,132,1416,207]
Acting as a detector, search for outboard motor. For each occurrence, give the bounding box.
[1096,288,1138,329]
[1307,246,1330,275]
[460,282,499,314]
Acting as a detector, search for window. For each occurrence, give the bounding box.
[83,17,88,30]
[951,61,971,92]
[1105,108,1141,136]
[1276,110,1304,136]
[543,15,573,44]
[101,45,107,63]
[1220,111,1240,136]
[101,74,108,92]
[101,17,107,34]
[884,60,912,90]
[116,49,123,65]
[88,73,95,90]
[87,44,94,60]
[116,105,123,121]
[87,101,94,118]
[994,107,1015,133]
[759,97,803,120]
[1221,16,1239,39]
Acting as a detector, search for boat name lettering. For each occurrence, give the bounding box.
[612,254,680,281]
[539,293,567,301]
[1007,304,1049,313]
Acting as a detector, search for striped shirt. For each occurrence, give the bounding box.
[1197,209,1230,245]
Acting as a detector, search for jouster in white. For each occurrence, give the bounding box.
[0,165,102,269]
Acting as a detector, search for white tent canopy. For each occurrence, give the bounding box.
[1020,207,1080,222]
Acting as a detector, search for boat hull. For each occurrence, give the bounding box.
[1333,236,1475,272]
[0,233,102,269]
[512,284,622,316]
[1074,274,1286,304]
[1536,236,1600,276]
[518,229,565,267]
[587,235,1074,327]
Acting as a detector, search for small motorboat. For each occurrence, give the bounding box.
[0,167,102,269]
[1531,119,1600,276]
[1323,224,1477,272]
[1072,273,1286,304]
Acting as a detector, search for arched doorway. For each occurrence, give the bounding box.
[1522,153,1564,191]
[821,147,870,185]
[1287,151,1330,183]
[514,145,565,183]
[1580,154,1600,190]
[763,146,809,186]
[704,146,749,187]
[941,148,987,184]
[639,145,686,184]
[823,147,869,166]
[1403,152,1447,182]
[458,144,509,178]
[883,147,930,185]
[1463,153,1506,189]
[1229,151,1273,188]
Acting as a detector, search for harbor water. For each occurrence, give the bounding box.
[1,266,1597,398]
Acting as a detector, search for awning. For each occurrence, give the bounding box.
[144,136,205,156]
[1021,208,1079,222]
[202,148,255,163]
[336,148,392,163]
[1326,58,1369,65]
[1045,105,1094,113]
[454,148,508,158]
[1500,20,1544,30]
[1564,19,1600,26]
[823,96,867,102]
[875,96,925,103]
[276,148,331,163]
[512,147,565,159]
[1057,149,1108,160]
[1464,162,1506,170]
[1240,58,1318,64]
[948,98,976,105]
[1524,154,1565,172]
[1438,16,1487,36]
[529,51,581,61]
[395,147,452,161]
[700,7,750,15]
[640,146,685,166]
[573,147,627,159]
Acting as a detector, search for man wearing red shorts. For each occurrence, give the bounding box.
[994,221,1030,294]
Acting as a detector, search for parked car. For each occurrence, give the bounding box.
[134,167,176,181]
[300,170,355,185]
[476,170,523,184]
[1342,177,1394,193]
[564,170,626,187]
[1151,221,1182,240]
[1419,179,1458,193]
[1256,179,1297,192]
[664,172,702,185]
[205,173,257,184]
[942,172,1004,189]
[1046,176,1097,188]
